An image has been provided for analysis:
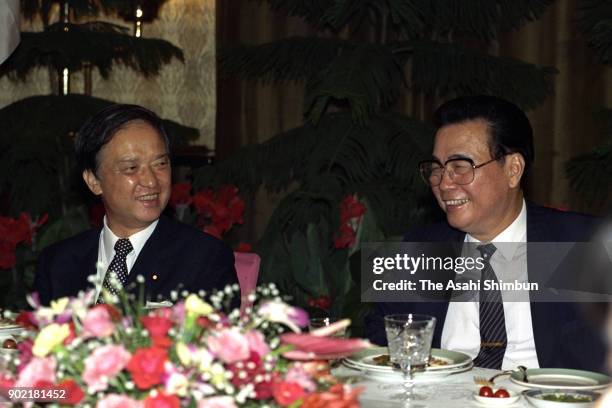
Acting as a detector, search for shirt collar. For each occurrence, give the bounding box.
[465,199,527,259]
[102,216,159,261]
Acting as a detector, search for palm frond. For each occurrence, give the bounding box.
[219,36,348,82]
[394,40,557,110]
[580,0,612,65]
[321,0,426,37]
[258,0,335,29]
[20,0,168,22]
[0,22,183,80]
[425,0,554,41]
[304,43,405,124]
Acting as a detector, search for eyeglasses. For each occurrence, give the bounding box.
[418,156,503,187]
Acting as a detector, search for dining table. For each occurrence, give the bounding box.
[335,364,524,407]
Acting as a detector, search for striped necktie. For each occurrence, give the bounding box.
[473,243,507,369]
[100,238,133,300]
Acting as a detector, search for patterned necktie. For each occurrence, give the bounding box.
[473,243,507,369]
[101,238,133,299]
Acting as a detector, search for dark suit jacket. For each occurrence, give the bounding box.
[365,202,607,372]
[35,216,238,305]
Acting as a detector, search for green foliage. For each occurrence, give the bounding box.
[21,0,169,23]
[580,0,612,65]
[1,22,183,80]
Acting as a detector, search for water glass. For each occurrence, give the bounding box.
[384,314,436,401]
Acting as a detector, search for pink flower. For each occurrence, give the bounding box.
[15,357,56,387]
[197,396,237,408]
[285,365,316,392]
[82,305,115,338]
[83,345,131,392]
[96,394,143,408]
[245,330,270,357]
[207,328,249,363]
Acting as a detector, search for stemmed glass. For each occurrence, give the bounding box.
[384,314,436,402]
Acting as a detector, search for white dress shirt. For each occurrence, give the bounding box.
[441,199,540,369]
[93,217,158,302]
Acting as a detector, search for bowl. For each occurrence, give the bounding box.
[523,389,600,408]
[473,388,520,405]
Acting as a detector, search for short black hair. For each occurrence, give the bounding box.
[75,104,170,174]
[433,95,534,175]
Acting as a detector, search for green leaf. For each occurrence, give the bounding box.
[36,206,90,250]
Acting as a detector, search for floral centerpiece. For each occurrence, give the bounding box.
[0,284,369,407]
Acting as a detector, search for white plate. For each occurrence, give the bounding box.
[343,347,473,380]
[523,389,600,408]
[474,389,520,406]
[510,369,611,391]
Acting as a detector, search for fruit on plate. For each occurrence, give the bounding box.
[2,339,17,349]
[479,386,510,398]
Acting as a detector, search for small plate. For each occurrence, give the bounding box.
[510,369,611,391]
[473,389,520,406]
[523,389,600,408]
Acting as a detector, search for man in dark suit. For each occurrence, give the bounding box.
[365,95,606,372]
[35,104,237,305]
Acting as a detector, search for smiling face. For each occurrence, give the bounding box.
[83,120,171,237]
[432,119,525,242]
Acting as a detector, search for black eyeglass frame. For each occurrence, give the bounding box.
[418,154,507,187]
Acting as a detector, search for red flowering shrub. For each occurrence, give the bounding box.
[0,212,47,269]
[333,195,366,249]
[166,183,246,240]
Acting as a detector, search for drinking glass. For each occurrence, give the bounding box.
[384,314,436,402]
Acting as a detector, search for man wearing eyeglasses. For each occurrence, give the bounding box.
[365,95,606,372]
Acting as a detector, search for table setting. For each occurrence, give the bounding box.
[307,313,611,408]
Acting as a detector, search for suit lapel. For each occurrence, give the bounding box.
[525,202,557,367]
[125,217,170,295]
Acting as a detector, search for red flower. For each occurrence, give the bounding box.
[227,351,265,388]
[141,315,173,348]
[273,381,306,406]
[126,347,168,390]
[307,295,332,310]
[16,339,33,373]
[15,311,38,330]
[193,185,245,238]
[235,242,252,252]
[144,391,180,408]
[192,190,215,216]
[63,322,77,345]
[339,195,366,223]
[169,183,192,209]
[333,224,357,249]
[57,379,85,405]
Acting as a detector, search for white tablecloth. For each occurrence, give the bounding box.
[334,365,529,407]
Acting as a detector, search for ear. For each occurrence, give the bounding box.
[83,169,103,196]
[505,153,525,188]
